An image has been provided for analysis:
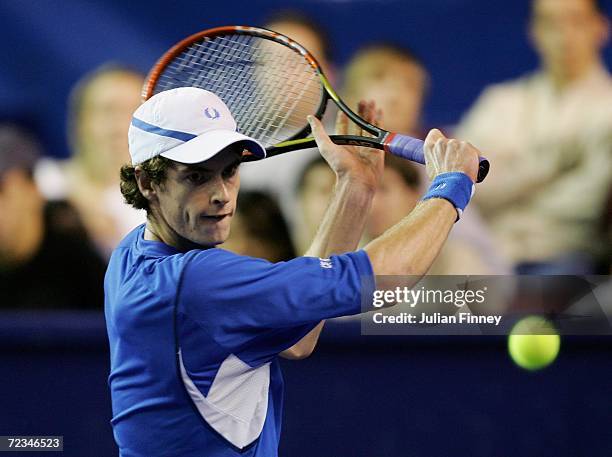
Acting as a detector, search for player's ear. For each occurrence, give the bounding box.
[134,166,158,203]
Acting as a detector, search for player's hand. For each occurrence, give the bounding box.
[423,128,480,183]
[308,100,384,191]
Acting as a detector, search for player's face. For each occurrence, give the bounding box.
[367,167,419,239]
[530,0,608,80]
[153,147,242,248]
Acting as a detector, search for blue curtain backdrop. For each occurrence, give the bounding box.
[2,0,611,158]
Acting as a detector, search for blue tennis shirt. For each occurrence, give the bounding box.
[105,225,374,457]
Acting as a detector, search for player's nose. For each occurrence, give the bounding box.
[210,175,230,206]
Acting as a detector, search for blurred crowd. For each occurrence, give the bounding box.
[1,0,610,310]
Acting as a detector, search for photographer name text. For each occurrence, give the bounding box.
[372,312,502,326]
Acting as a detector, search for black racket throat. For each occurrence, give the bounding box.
[259,135,385,160]
[254,90,388,160]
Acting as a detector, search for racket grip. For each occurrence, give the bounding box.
[384,133,489,183]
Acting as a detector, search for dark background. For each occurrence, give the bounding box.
[1,316,611,457]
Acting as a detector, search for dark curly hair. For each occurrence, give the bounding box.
[119,156,172,212]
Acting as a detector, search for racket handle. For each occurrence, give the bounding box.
[383,133,489,183]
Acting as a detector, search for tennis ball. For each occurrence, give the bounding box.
[508,316,560,371]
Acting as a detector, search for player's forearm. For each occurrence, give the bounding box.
[305,175,374,257]
[364,199,456,278]
[290,177,372,360]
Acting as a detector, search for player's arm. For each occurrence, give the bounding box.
[279,170,374,360]
[278,321,324,360]
[304,102,383,257]
[280,103,383,360]
[364,129,480,279]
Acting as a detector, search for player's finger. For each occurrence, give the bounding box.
[374,107,383,129]
[443,139,459,171]
[362,100,376,138]
[358,101,370,138]
[424,129,443,164]
[431,137,448,174]
[335,110,348,136]
[424,129,447,180]
[424,128,446,150]
[350,100,366,137]
[359,100,377,138]
[308,115,335,149]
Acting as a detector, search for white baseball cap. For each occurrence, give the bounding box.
[128,87,266,165]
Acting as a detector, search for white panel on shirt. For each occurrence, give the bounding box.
[178,351,270,449]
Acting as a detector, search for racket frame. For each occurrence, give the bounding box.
[143,25,390,159]
[143,25,489,182]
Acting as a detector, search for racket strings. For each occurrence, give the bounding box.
[174,36,323,97]
[160,38,322,124]
[153,33,323,147]
[248,41,319,140]
[167,41,324,104]
[160,52,317,140]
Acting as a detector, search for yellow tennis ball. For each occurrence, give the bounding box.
[508,316,560,371]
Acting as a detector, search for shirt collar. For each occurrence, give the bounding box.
[134,224,181,257]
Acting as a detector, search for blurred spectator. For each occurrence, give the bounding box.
[44,63,146,258]
[601,184,612,272]
[264,10,335,80]
[223,190,296,262]
[0,124,106,310]
[294,156,336,255]
[342,44,509,274]
[343,44,428,137]
[239,11,336,229]
[456,0,612,274]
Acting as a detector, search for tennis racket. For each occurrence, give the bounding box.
[143,26,489,182]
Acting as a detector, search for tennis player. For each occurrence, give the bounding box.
[105,87,480,456]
